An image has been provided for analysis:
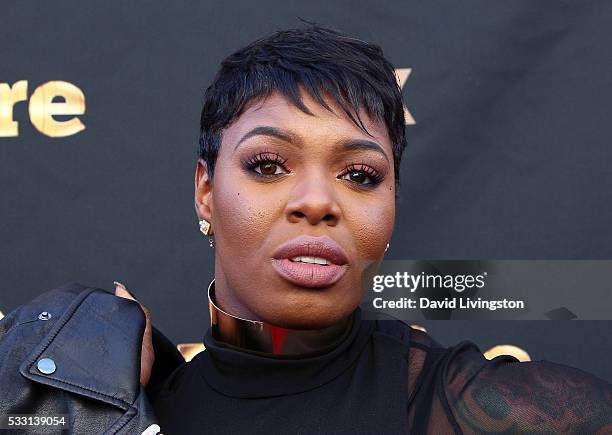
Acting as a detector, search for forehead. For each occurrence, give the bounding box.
[221,89,393,156]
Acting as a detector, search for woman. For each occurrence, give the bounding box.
[1,25,611,435]
[149,26,612,434]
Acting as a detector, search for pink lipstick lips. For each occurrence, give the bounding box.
[271,235,349,288]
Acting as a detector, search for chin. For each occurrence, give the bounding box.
[259,299,358,330]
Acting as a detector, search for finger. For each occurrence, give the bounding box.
[140,323,155,386]
[114,281,152,325]
[113,281,155,386]
[114,281,135,300]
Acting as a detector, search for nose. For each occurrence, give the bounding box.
[285,172,341,227]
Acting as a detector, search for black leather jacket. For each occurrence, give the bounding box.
[0,282,184,434]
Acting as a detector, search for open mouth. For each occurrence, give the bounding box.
[271,235,349,288]
[289,256,332,266]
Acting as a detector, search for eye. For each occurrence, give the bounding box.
[243,151,290,178]
[340,170,370,184]
[338,163,383,186]
[255,161,287,176]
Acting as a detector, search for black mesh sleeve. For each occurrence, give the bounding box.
[441,341,612,434]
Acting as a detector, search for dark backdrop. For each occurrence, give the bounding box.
[1,1,611,381]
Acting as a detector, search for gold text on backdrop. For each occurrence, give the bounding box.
[0,80,86,137]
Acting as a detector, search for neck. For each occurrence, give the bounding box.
[207,279,354,356]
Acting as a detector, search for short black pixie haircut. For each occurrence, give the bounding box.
[198,24,407,188]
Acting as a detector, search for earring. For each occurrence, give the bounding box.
[385,243,390,252]
[200,219,215,248]
[199,219,211,236]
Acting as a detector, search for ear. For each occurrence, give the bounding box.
[194,158,214,235]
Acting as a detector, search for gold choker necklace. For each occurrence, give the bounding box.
[207,279,354,356]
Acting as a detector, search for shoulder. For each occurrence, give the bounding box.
[366,315,449,405]
[440,339,612,434]
[0,281,146,375]
[0,282,147,355]
[391,325,612,434]
[368,311,443,351]
[1,281,95,333]
[0,282,160,432]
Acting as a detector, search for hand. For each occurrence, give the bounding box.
[114,281,155,386]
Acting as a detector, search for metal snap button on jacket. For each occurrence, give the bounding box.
[38,311,52,321]
[37,358,56,375]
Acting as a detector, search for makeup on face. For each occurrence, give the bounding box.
[199,90,396,328]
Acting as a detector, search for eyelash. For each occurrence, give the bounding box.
[242,151,289,177]
[242,151,384,187]
[339,161,384,186]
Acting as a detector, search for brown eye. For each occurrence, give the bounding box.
[243,151,290,178]
[347,171,367,184]
[338,163,384,186]
[339,170,372,185]
[258,162,280,175]
[254,161,288,176]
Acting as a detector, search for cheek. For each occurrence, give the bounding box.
[212,173,279,258]
[348,195,395,261]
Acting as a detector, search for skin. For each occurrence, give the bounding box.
[114,282,154,386]
[194,89,396,329]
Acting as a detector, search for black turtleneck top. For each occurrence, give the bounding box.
[151,308,612,434]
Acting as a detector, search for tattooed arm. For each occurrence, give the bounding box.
[442,342,612,434]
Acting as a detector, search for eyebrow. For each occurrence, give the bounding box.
[234,125,390,163]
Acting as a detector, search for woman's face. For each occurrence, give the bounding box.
[195,89,395,329]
